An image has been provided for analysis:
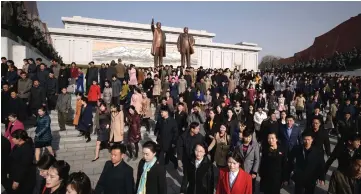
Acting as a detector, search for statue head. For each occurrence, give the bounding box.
[156,22,161,29]
[184,27,189,34]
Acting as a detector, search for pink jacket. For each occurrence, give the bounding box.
[4,120,25,149]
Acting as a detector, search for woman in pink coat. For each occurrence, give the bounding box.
[128,64,138,86]
[131,87,143,114]
[4,113,24,149]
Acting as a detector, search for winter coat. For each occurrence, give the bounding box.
[110,111,125,142]
[127,113,141,143]
[17,78,32,99]
[29,86,46,109]
[88,84,101,102]
[111,79,122,97]
[152,79,161,96]
[35,114,52,143]
[4,120,24,149]
[178,78,187,94]
[102,87,112,104]
[55,93,71,113]
[73,99,82,126]
[78,105,93,133]
[131,93,143,113]
[141,97,152,118]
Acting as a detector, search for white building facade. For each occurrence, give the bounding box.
[49,16,262,70]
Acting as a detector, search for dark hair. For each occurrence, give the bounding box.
[242,130,253,138]
[301,131,314,139]
[160,105,169,113]
[7,60,14,66]
[38,106,47,112]
[189,122,200,130]
[1,57,6,60]
[142,141,161,155]
[286,115,295,120]
[226,151,244,168]
[11,130,32,143]
[51,160,70,187]
[192,102,200,108]
[36,58,42,62]
[67,172,92,194]
[28,58,35,64]
[129,105,138,114]
[193,142,208,155]
[81,97,88,103]
[37,154,56,170]
[7,113,18,119]
[348,134,361,142]
[178,102,184,106]
[112,74,117,78]
[267,131,278,139]
[75,92,84,97]
[110,104,120,112]
[110,143,127,154]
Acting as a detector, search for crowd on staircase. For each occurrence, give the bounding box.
[2,56,361,194]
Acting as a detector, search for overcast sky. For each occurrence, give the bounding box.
[38,1,361,60]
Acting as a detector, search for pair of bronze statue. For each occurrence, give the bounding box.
[151,17,195,68]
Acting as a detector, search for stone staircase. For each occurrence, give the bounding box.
[1,94,158,187]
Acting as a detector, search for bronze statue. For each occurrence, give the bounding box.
[177,27,195,67]
[151,17,166,68]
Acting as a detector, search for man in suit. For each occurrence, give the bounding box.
[155,106,179,169]
[279,115,302,154]
[286,131,325,194]
[95,144,134,194]
[235,130,260,193]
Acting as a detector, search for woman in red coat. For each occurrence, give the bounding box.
[4,113,24,149]
[216,151,253,194]
[87,80,101,107]
[127,105,141,159]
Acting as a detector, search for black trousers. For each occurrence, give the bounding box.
[159,149,177,166]
[47,94,57,110]
[112,96,120,106]
[295,183,316,194]
[142,118,151,132]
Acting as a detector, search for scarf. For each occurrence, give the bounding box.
[137,157,157,194]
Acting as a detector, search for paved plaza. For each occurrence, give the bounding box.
[1,93,339,194]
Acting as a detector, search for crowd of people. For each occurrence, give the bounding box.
[275,47,361,73]
[1,56,361,194]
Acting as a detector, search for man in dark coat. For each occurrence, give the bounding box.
[177,122,204,171]
[28,80,46,116]
[95,144,134,194]
[155,106,178,168]
[306,118,331,157]
[259,112,279,147]
[287,131,325,194]
[325,134,361,173]
[58,64,70,93]
[35,63,49,88]
[46,72,58,111]
[1,83,11,126]
[174,102,188,135]
[85,61,99,94]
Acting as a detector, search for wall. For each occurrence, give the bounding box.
[1,37,51,69]
[51,34,259,70]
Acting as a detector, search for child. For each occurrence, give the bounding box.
[76,68,84,93]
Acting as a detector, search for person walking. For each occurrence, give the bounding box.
[55,87,71,131]
[109,104,125,144]
[136,141,166,194]
[34,106,55,162]
[92,102,110,162]
[127,105,142,159]
[77,97,93,143]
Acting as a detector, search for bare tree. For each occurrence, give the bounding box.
[258,55,281,70]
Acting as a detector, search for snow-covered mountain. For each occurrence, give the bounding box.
[93,46,198,67]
